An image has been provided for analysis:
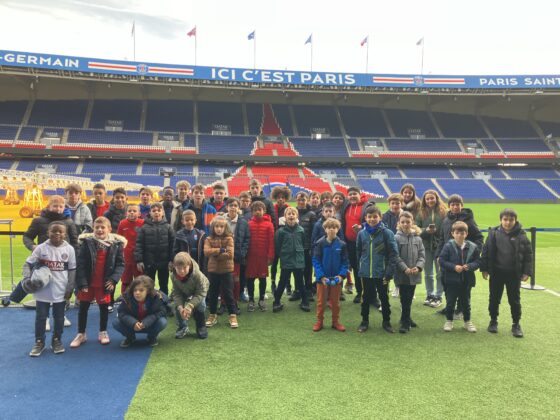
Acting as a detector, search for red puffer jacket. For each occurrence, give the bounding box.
[245,214,275,278]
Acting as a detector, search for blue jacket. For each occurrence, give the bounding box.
[356,222,398,279]
[172,227,206,265]
[438,239,481,287]
[312,236,349,281]
[186,200,217,235]
[381,210,400,234]
[311,217,344,252]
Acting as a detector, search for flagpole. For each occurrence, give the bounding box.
[420,39,425,75]
[195,35,197,66]
[366,38,369,73]
[310,40,313,72]
[132,20,136,61]
[253,35,256,69]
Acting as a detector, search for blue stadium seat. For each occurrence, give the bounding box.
[82,160,138,175]
[197,102,244,134]
[357,179,387,196]
[198,135,255,156]
[339,106,389,137]
[111,175,165,186]
[16,159,79,174]
[290,138,348,157]
[145,100,194,132]
[543,180,560,195]
[437,179,499,199]
[432,112,487,138]
[490,180,556,200]
[482,116,537,138]
[0,125,18,141]
[28,100,87,128]
[401,167,454,178]
[17,127,37,141]
[0,101,27,125]
[384,178,439,197]
[143,163,194,175]
[385,109,438,138]
[246,103,263,135]
[504,168,559,179]
[292,105,341,137]
[90,100,142,130]
[496,139,550,152]
[353,167,402,178]
[68,129,153,146]
[385,138,461,152]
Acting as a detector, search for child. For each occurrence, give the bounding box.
[439,221,481,333]
[27,222,76,356]
[356,206,398,333]
[393,212,425,333]
[104,187,128,232]
[175,180,191,208]
[309,191,321,217]
[245,201,275,312]
[239,191,252,222]
[113,276,168,347]
[135,203,175,296]
[209,182,228,213]
[294,192,317,301]
[249,179,276,226]
[312,218,349,332]
[270,186,291,292]
[331,192,346,222]
[416,190,447,308]
[71,217,125,347]
[172,210,206,266]
[187,184,216,234]
[382,193,404,298]
[273,207,309,312]
[161,187,180,226]
[204,216,237,328]
[320,191,333,209]
[65,183,92,234]
[311,202,344,251]
[87,183,110,219]
[481,209,532,338]
[171,252,209,339]
[400,183,421,219]
[138,187,153,219]
[238,191,252,301]
[117,204,145,294]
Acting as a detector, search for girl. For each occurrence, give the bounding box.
[294,192,317,301]
[112,275,168,347]
[400,184,421,219]
[204,216,237,328]
[416,189,447,308]
[394,212,425,333]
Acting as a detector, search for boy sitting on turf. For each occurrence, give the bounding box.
[481,208,532,338]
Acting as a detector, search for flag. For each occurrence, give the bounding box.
[131,20,135,37]
[360,36,368,47]
[305,34,312,45]
[248,30,255,40]
[416,37,424,46]
[187,26,197,37]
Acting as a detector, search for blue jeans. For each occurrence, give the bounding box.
[112,317,168,340]
[424,248,443,298]
[175,300,206,329]
[36,301,65,341]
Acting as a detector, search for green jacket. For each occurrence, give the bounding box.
[416,209,444,252]
[275,224,305,270]
[170,260,209,311]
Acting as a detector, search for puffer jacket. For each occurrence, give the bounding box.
[117,290,167,329]
[251,192,276,227]
[275,223,305,269]
[297,205,317,250]
[65,200,92,234]
[312,236,349,281]
[76,233,126,291]
[23,209,79,251]
[134,218,175,267]
[204,235,234,274]
[104,203,126,232]
[416,208,445,253]
[245,214,275,278]
[435,208,483,257]
[356,222,398,280]
[438,239,481,287]
[480,222,533,280]
[170,260,209,310]
[227,214,250,263]
[393,227,425,286]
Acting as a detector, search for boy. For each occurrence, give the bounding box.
[294,192,317,301]
[309,191,321,217]
[160,187,179,226]
[175,180,191,209]
[104,187,128,232]
[270,186,291,293]
[438,221,481,333]
[117,204,145,294]
[172,209,206,266]
[312,218,349,332]
[225,198,250,308]
[87,183,110,219]
[27,222,76,356]
[171,252,209,339]
[311,202,344,252]
[209,182,228,213]
[187,184,216,234]
[382,193,403,234]
[249,179,276,226]
[65,183,92,234]
[356,206,398,333]
[481,209,532,338]
[238,191,252,300]
[135,203,175,296]
[71,217,126,347]
[239,191,252,222]
[138,187,153,219]
[320,191,333,208]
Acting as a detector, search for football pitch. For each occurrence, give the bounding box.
[1,202,559,419]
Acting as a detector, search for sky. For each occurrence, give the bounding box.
[0,0,558,75]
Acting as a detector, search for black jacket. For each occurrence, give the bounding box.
[173,227,206,265]
[435,208,483,258]
[104,204,126,232]
[232,217,250,263]
[480,223,533,280]
[251,192,276,227]
[23,209,79,251]
[135,218,175,267]
[438,239,481,287]
[117,291,167,329]
[76,233,126,291]
[297,205,318,250]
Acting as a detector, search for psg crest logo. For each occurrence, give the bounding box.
[136,64,148,74]
[414,76,424,86]
[61,253,68,261]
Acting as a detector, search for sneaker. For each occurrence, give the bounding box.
[443,320,454,332]
[410,319,418,328]
[307,291,315,302]
[430,298,442,308]
[391,287,399,298]
[258,299,267,312]
[423,296,433,306]
[240,291,249,303]
[272,303,284,313]
[175,326,189,339]
[512,323,524,338]
[51,337,65,354]
[487,320,498,334]
[98,331,111,344]
[45,318,51,332]
[1,296,10,307]
[357,321,369,333]
[120,337,135,348]
[247,301,255,312]
[206,314,218,327]
[64,316,72,327]
[382,321,394,333]
[286,286,292,296]
[313,321,323,332]
[464,321,477,333]
[288,292,301,302]
[229,314,238,329]
[345,283,354,294]
[29,340,46,357]
[147,337,159,347]
[217,304,226,315]
[299,303,310,312]
[453,311,463,321]
[352,295,361,304]
[399,323,410,334]
[108,305,114,313]
[70,333,87,348]
[332,323,346,332]
[264,293,269,300]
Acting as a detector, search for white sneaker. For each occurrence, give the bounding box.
[391,287,399,298]
[443,320,453,332]
[45,318,51,332]
[98,331,110,345]
[63,316,72,327]
[264,293,269,300]
[70,333,87,348]
[464,321,477,333]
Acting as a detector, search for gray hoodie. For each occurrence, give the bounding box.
[393,226,425,286]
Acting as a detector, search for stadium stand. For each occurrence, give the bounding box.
[67,129,153,146]
[198,164,240,175]
[544,180,560,195]
[89,100,142,130]
[353,167,402,178]
[197,101,244,134]
[17,127,37,141]
[537,120,560,137]
[385,109,438,138]
[0,100,27,124]
[270,104,293,136]
[292,105,341,137]
[482,116,537,138]
[437,179,499,199]
[496,139,551,152]
[246,103,263,135]
[309,167,352,178]
[339,106,389,137]
[289,137,348,157]
[169,175,197,187]
[432,112,487,138]
[16,159,79,174]
[479,138,502,152]
[384,178,440,197]
[110,174,165,186]
[490,180,557,200]
[0,125,18,141]
[28,100,87,128]
[82,160,139,175]
[198,135,255,155]
[385,138,461,152]
[145,100,194,132]
[357,179,388,196]
[401,166,454,178]
[504,168,559,179]
[347,138,361,151]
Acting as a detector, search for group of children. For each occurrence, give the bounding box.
[7,179,533,357]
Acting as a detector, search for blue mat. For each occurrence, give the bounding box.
[0,307,152,420]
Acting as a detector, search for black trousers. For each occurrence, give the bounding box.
[347,241,362,297]
[303,251,313,293]
[208,272,235,315]
[399,284,416,324]
[488,269,522,323]
[146,262,170,296]
[445,281,472,321]
[239,264,247,292]
[270,255,280,282]
[361,278,390,322]
[247,277,267,302]
[275,268,307,304]
[78,300,108,333]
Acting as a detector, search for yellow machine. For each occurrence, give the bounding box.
[3,186,20,205]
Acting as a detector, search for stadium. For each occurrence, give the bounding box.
[1,48,559,419]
